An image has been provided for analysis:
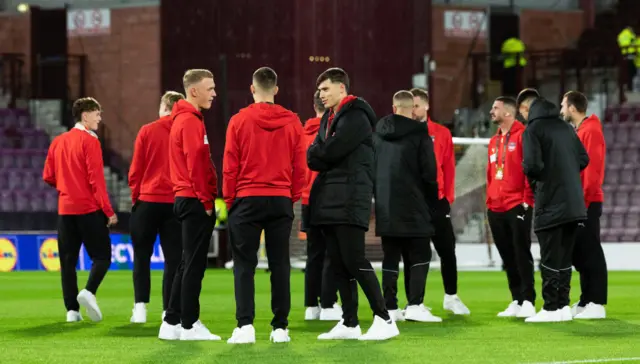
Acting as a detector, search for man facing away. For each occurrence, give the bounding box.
[560,91,608,320]
[223,67,306,344]
[302,90,342,322]
[43,97,117,323]
[159,69,220,341]
[374,91,442,323]
[520,94,589,323]
[410,88,471,315]
[128,91,185,323]
[486,96,536,319]
[308,67,399,341]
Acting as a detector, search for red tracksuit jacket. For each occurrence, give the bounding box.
[427,119,456,203]
[42,124,115,217]
[128,115,175,204]
[576,114,605,207]
[169,100,218,211]
[486,121,535,212]
[301,117,321,206]
[222,103,306,209]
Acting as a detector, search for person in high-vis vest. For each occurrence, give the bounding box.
[214,197,227,228]
[501,37,527,97]
[617,27,636,91]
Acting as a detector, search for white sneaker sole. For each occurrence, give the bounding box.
[77,295,102,322]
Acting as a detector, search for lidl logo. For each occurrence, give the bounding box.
[0,238,18,272]
[40,238,61,271]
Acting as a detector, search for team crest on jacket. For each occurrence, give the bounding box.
[507,142,516,152]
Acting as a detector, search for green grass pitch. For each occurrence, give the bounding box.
[0,270,639,364]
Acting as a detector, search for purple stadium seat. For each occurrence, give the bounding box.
[16,110,30,128]
[0,191,15,212]
[613,189,630,213]
[603,124,615,143]
[30,149,47,169]
[629,188,640,213]
[625,213,640,229]
[601,214,609,229]
[29,191,44,212]
[45,191,58,212]
[21,170,37,190]
[13,190,31,212]
[625,147,640,164]
[610,213,625,229]
[615,125,630,145]
[1,109,17,128]
[604,166,619,185]
[604,108,615,123]
[630,125,640,142]
[0,172,8,190]
[620,164,635,185]
[609,147,624,165]
[7,169,21,190]
[36,131,50,149]
[618,108,631,123]
[0,149,15,168]
[14,149,30,168]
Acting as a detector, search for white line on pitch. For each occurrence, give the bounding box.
[525,358,640,364]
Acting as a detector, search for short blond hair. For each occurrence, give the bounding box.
[393,90,414,108]
[183,69,214,90]
[161,91,185,110]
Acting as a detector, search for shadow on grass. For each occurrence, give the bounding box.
[106,324,159,338]
[10,321,87,337]
[545,318,640,338]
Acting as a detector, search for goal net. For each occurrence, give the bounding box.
[224,137,494,271]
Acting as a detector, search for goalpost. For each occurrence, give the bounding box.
[224,137,495,271]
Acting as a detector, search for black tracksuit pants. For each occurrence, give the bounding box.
[228,196,293,330]
[164,197,214,330]
[573,202,607,306]
[302,204,338,309]
[488,205,536,304]
[130,201,182,310]
[382,236,431,310]
[536,222,579,311]
[57,211,111,312]
[322,224,389,327]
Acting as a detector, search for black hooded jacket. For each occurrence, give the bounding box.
[373,114,438,237]
[522,98,590,232]
[307,97,377,229]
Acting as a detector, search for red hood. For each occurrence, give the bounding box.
[171,99,204,121]
[156,115,173,130]
[304,117,321,136]
[243,103,299,130]
[332,95,358,114]
[496,120,525,135]
[578,114,602,131]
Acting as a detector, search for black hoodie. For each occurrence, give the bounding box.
[373,114,439,237]
[307,97,377,229]
[522,98,590,231]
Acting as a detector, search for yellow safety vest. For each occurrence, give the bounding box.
[618,28,635,56]
[215,198,227,228]
[501,38,527,68]
[634,38,640,68]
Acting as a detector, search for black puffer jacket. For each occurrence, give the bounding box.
[373,114,438,238]
[307,97,376,230]
[522,98,590,232]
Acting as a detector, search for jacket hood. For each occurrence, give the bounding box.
[578,114,602,131]
[527,98,560,123]
[244,103,299,131]
[171,99,203,121]
[498,120,525,135]
[304,117,321,136]
[338,97,377,128]
[376,114,427,140]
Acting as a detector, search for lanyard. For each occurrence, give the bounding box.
[495,131,511,169]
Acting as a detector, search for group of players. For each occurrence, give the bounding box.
[41,65,607,344]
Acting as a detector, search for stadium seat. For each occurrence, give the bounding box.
[30,149,47,169]
[0,171,8,190]
[21,169,37,190]
[45,191,58,212]
[610,213,624,229]
[608,147,624,165]
[603,124,615,143]
[14,149,30,168]
[604,165,619,185]
[0,149,15,168]
[620,164,635,185]
[0,191,15,212]
[615,124,630,145]
[14,190,32,212]
[7,169,22,190]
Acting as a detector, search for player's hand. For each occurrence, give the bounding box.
[522,202,529,211]
[107,214,118,227]
[205,209,213,216]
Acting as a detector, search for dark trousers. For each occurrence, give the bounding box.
[627,59,637,91]
[536,222,579,311]
[130,201,182,310]
[305,228,338,308]
[322,224,389,327]
[382,236,431,310]
[57,211,111,311]
[228,196,293,330]
[488,205,536,304]
[164,197,214,330]
[573,202,607,305]
[427,199,458,295]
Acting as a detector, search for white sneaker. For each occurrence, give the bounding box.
[571,303,585,317]
[358,315,400,341]
[497,301,521,317]
[318,319,362,340]
[388,309,406,322]
[516,301,537,318]
[574,303,606,320]
[320,304,343,321]
[559,306,573,321]
[180,320,221,341]
[66,310,83,322]
[162,311,166,321]
[305,307,321,320]
[77,289,102,322]
[158,321,182,340]
[270,328,291,343]
[227,325,256,344]
[404,304,442,322]
[443,294,471,315]
[130,303,147,324]
[525,309,561,323]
